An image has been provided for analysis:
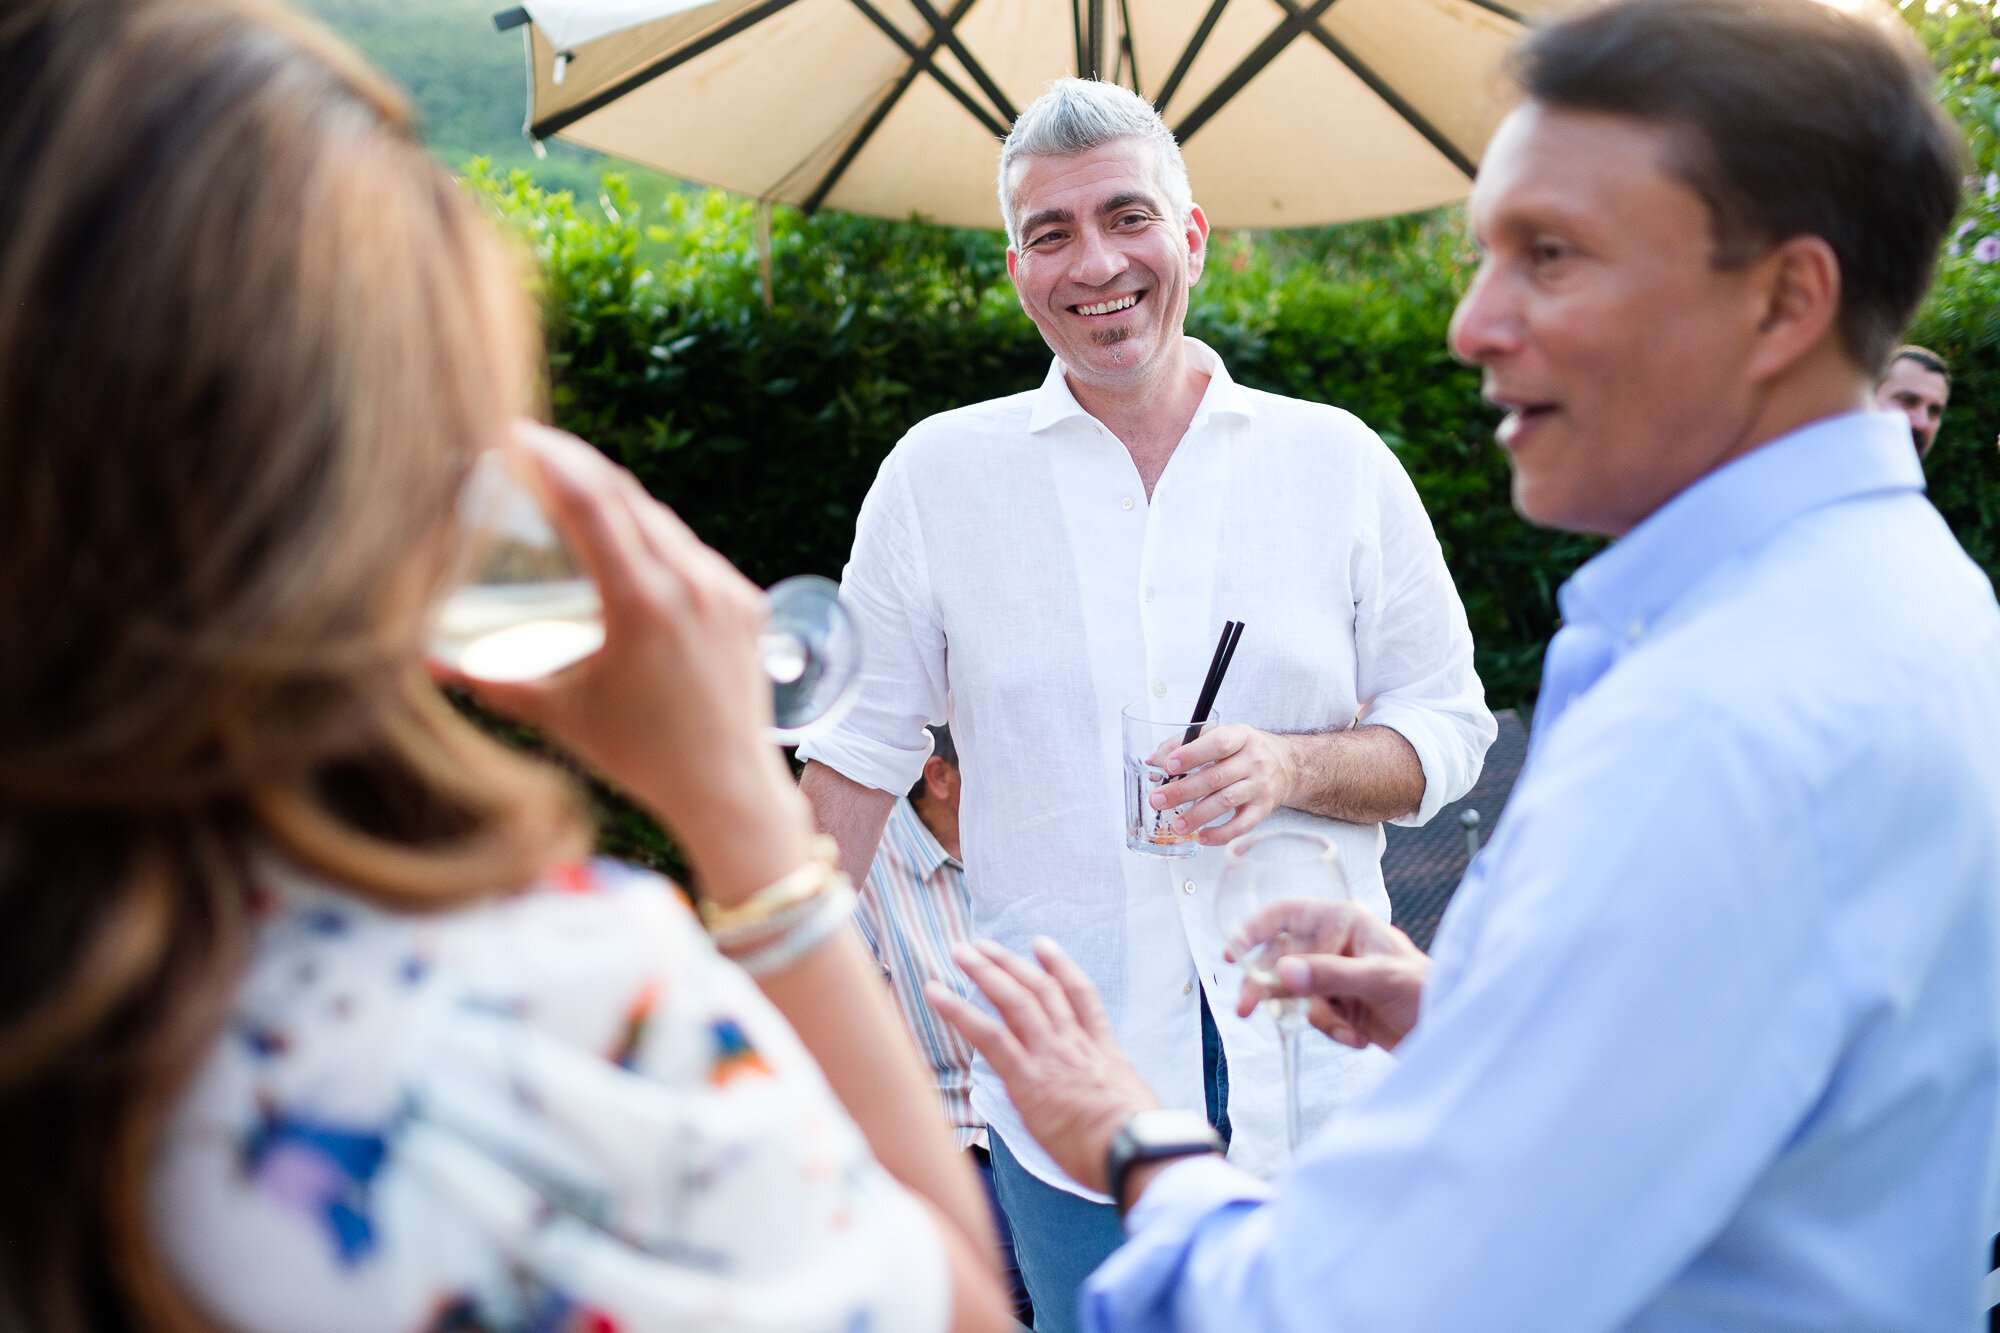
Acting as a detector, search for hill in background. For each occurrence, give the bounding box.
[294,0,680,204]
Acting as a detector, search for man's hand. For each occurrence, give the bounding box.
[1227,900,1431,1052]
[926,939,1160,1194]
[1153,724,1301,845]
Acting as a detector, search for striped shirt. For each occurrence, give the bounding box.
[855,795,982,1151]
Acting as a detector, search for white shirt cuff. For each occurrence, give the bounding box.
[794,729,932,798]
[1361,699,1492,828]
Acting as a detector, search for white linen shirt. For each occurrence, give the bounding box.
[799,340,1494,1193]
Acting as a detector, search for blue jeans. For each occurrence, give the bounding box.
[988,991,1232,1333]
[970,1145,1035,1327]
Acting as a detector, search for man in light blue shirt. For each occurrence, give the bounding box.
[926,0,2000,1326]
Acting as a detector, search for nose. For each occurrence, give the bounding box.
[1448,262,1524,367]
[1070,223,1128,287]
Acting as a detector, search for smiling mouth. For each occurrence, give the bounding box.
[1073,293,1140,317]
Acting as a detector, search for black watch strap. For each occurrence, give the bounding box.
[1105,1109,1224,1209]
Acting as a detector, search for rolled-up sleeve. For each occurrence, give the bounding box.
[795,446,948,796]
[1352,441,1495,826]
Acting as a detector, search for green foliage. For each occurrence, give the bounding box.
[473,169,1596,713]
[291,0,679,205]
[1901,1,2000,585]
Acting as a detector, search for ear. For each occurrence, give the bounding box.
[1184,203,1211,287]
[1006,246,1020,283]
[1744,234,1843,383]
[922,755,954,802]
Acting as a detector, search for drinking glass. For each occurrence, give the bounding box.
[426,448,862,743]
[1213,829,1348,1159]
[1121,706,1219,857]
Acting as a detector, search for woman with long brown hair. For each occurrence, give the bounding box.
[0,1,1010,1329]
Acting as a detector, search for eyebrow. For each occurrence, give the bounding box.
[1019,191,1168,239]
[1099,192,1161,216]
[1019,206,1074,237]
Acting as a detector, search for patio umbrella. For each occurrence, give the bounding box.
[492,0,1563,229]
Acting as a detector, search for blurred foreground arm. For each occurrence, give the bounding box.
[459,424,1007,1331]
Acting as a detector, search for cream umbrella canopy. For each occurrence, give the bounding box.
[493,0,1566,229]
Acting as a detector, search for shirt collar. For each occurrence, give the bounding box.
[1025,336,1258,434]
[1558,409,1925,643]
[891,794,960,878]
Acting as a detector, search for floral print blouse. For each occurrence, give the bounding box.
[151,855,948,1333]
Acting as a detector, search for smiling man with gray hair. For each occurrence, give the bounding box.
[799,78,1495,1330]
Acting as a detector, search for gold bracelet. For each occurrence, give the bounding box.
[699,835,841,938]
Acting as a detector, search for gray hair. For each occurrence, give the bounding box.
[997,78,1194,247]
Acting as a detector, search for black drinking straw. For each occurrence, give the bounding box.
[1185,620,1244,744]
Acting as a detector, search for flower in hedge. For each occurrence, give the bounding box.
[1974,234,2000,263]
[1986,172,1999,199]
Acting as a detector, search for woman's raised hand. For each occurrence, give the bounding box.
[452,422,812,905]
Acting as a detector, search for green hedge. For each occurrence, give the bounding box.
[473,171,1601,714]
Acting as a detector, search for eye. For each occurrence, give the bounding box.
[1529,237,1572,267]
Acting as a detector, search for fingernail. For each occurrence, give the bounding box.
[1171,818,1187,833]
[1278,958,1308,987]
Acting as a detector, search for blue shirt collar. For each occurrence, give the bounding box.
[1557,410,1925,643]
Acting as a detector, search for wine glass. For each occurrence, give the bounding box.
[1213,829,1349,1160]
[426,448,863,743]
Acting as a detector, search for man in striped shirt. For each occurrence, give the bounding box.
[856,724,1031,1325]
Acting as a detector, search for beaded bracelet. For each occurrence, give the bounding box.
[724,881,858,977]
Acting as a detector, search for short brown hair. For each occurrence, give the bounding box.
[1886,344,1951,387]
[1513,0,1962,372]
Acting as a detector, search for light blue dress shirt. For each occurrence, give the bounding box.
[1082,410,2000,1331]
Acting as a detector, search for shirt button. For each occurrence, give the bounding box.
[1143,587,1154,603]
[1627,618,1645,640]
[1182,981,1194,995]
[1182,879,1196,894]
[1153,682,1167,698]
[1121,496,1135,511]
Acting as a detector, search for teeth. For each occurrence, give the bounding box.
[1077,294,1139,316]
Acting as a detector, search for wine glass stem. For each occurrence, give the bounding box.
[1275,998,1305,1156]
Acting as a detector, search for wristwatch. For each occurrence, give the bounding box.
[1105,1108,1224,1210]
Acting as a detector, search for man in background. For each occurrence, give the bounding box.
[856,724,1032,1326]
[800,77,1493,1332]
[1875,343,1951,456]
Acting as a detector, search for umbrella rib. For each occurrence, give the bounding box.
[1072,0,1086,80]
[529,0,809,139]
[1460,0,1525,22]
[803,0,985,212]
[1117,0,1140,91]
[845,0,1010,138]
[1275,0,1478,177]
[905,0,1017,122]
[1171,0,1339,145]
[1153,0,1231,117]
